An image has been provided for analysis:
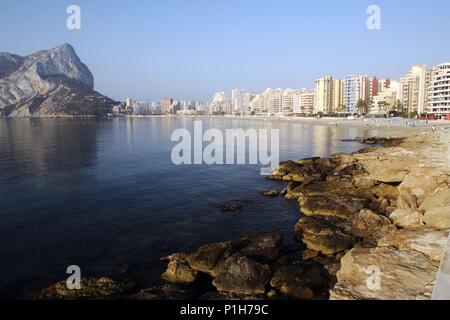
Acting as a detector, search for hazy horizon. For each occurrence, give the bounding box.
[1,0,449,102]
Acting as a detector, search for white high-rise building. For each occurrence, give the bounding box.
[231,89,246,114]
[427,62,450,117]
[231,90,254,114]
[343,75,371,114]
[250,94,266,114]
[343,75,360,114]
[293,90,315,115]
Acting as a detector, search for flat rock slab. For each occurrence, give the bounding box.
[330,247,439,300]
[379,228,450,262]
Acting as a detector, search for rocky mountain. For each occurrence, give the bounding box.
[0,43,116,117]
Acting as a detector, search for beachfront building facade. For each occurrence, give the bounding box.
[315,76,333,114]
[231,89,254,114]
[332,79,344,113]
[427,62,450,117]
[343,75,375,114]
[161,97,174,114]
[293,90,315,115]
[370,80,402,115]
[399,64,432,115]
[343,75,360,114]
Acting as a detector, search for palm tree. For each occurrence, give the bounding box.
[357,99,366,115]
[377,101,391,117]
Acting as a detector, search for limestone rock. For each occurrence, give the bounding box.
[212,255,271,296]
[186,242,234,276]
[330,247,439,300]
[389,208,424,228]
[423,207,450,229]
[360,156,410,183]
[420,189,450,212]
[272,161,311,182]
[238,232,283,263]
[302,249,319,261]
[379,228,450,262]
[262,189,279,197]
[398,169,449,208]
[270,264,328,299]
[161,253,198,284]
[351,209,397,244]
[299,194,367,220]
[0,43,115,117]
[295,216,356,255]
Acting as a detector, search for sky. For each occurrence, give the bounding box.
[1,0,449,102]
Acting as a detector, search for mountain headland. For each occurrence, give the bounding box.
[0,44,116,117]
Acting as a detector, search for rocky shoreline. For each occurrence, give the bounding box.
[30,130,450,300]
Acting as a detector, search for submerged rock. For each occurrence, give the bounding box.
[219,202,243,213]
[262,189,279,197]
[133,284,188,300]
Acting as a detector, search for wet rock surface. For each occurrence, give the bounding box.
[262,189,279,197]
[157,231,340,300]
[30,277,136,300]
[212,255,271,295]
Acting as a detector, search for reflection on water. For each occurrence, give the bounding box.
[0,117,404,299]
[0,119,99,179]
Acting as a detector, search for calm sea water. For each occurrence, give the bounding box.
[0,117,405,298]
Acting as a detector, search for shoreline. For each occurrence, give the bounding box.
[3,114,449,132]
[125,114,450,131]
[29,128,450,300]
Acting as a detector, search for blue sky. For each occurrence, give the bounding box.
[1,0,449,102]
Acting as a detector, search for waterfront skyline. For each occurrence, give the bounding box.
[1,0,450,102]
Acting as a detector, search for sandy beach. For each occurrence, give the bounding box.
[125,114,450,131]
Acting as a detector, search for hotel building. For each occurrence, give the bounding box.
[427,62,450,117]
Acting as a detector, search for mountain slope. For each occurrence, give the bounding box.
[0,43,116,117]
